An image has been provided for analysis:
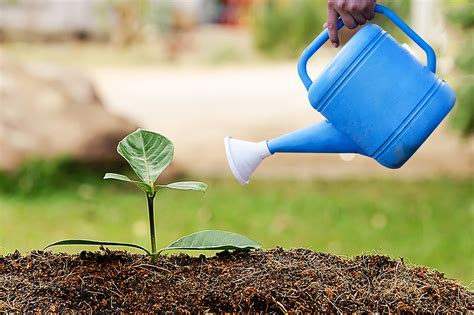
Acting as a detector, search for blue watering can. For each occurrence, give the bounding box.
[225,4,456,185]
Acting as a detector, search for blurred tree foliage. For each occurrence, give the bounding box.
[446,1,474,136]
[252,0,325,57]
[251,0,411,57]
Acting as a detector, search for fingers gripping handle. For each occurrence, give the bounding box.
[297,4,437,91]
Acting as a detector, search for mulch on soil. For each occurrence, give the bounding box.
[1,248,472,312]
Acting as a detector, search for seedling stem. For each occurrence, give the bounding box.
[147,194,158,263]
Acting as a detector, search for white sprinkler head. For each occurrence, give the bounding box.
[224,136,271,185]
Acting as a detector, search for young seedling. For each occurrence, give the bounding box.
[46,129,261,262]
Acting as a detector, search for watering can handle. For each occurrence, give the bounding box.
[297,4,437,91]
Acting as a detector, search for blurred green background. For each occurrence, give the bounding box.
[0,0,472,287]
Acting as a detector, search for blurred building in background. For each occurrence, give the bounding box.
[0,0,255,42]
[0,0,448,41]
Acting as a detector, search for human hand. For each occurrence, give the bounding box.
[326,0,376,47]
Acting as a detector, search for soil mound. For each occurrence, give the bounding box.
[1,249,472,312]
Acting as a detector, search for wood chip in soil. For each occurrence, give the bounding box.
[0,248,472,312]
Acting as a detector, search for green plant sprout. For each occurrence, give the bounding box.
[45,129,261,262]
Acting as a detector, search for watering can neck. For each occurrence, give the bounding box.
[267,121,365,155]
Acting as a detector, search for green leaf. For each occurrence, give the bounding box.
[160,230,261,252]
[117,129,174,185]
[155,181,208,192]
[103,172,153,194]
[44,239,151,255]
[103,172,138,182]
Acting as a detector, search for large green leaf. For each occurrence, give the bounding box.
[104,172,153,194]
[44,239,150,255]
[160,230,261,252]
[155,181,208,192]
[117,129,174,185]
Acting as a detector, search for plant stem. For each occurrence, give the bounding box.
[147,195,157,263]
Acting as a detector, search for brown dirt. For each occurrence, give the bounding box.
[1,248,472,312]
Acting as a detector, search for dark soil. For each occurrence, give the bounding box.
[1,248,472,312]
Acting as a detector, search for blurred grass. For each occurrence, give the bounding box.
[0,177,472,285]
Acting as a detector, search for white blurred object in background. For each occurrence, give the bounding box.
[411,0,448,51]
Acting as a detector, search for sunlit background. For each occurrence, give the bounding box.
[0,0,472,285]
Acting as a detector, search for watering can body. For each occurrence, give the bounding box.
[225,5,456,184]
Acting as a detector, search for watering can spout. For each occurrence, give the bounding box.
[225,121,364,185]
[267,121,364,155]
[224,137,271,185]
